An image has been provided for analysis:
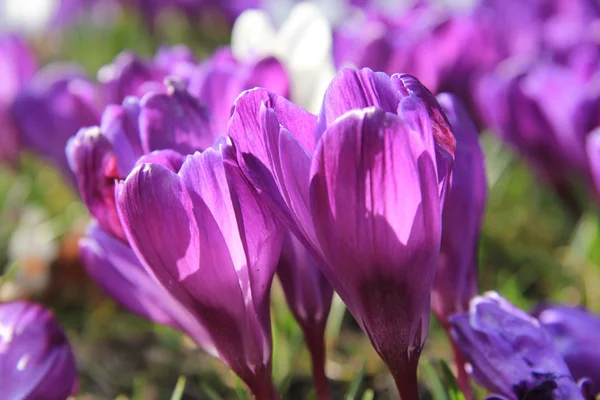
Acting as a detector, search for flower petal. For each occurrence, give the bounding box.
[139,80,216,155]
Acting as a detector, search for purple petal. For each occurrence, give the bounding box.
[450,292,583,400]
[116,149,278,387]
[11,65,101,181]
[138,79,216,155]
[432,94,486,326]
[79,222,215,354]
[278,231,333,330]
[99,98,143,175]
[66,127,125,241]
[98,51,163,105]
[309,107,441,376]
[316,68,404,138]
[0,301,77,400]
[533,304,600,395]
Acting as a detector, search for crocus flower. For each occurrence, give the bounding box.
[450,292,590,400]
[67,79,216,241]
[116,143,283,399]
[0,301,77,400]
[0,35,37,165]
[277,232,333,399]
[79,221,216,354]
[97,47,198,105]
[476,60,600,213]
[11,64,101,182]
[229,67,455,398]
[186,47,289,135]
[432,93,486,398]
[231,2,336,112]
[533,304,600,395]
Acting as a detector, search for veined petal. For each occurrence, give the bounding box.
[309,107,441,357]
[66,126,124,240]
[316,68,403,138]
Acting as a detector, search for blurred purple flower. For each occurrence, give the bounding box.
[476,60,600,211]
[10,64,101,182]
[229,67,455,398]
[277,232,333,399]
[116,143,283,398]
[0,35,37,165]
[79,221,216,353]
[450,292,590,400]
[187,47,289,135]
[0,301,77,400]
[533,304,600,395]
[333,5,498,119]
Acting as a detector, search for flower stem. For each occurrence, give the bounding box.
[304,324,331,400]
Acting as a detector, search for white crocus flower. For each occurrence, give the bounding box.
[0,0,58,33]
[232,1,337,113]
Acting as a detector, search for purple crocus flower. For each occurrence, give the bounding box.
[277,232,333,399]
[115,143,283,399]
[0,301,77,400]
[67,79,216,241]
[476,60,600,212]
[450,292,590,400]
[10,64,101,182]
[0,35,37,165]
[533,304,600,395]
[433,93,487,398]
[228,67,455,398]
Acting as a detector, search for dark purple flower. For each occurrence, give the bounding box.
[0,301,77,400]
[11,64,101,182]
[533,304,600,395]
[277,232,333,398]
[450,292,588,400]
[432,93,486,327]
[116,143,283,398]
[433,93,487,397]
[229,67,455,398]
[476,60,600,210]
[79,222,215,353]
[0,35,37,165]
[67,79,215,241]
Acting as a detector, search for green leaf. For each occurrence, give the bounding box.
[420,360,449,400]
[170,376,187,400]
[439,360,466,400]
[345,360,367,400]
[361,389,375,400]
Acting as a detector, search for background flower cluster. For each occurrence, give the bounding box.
[0,0,600,399]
